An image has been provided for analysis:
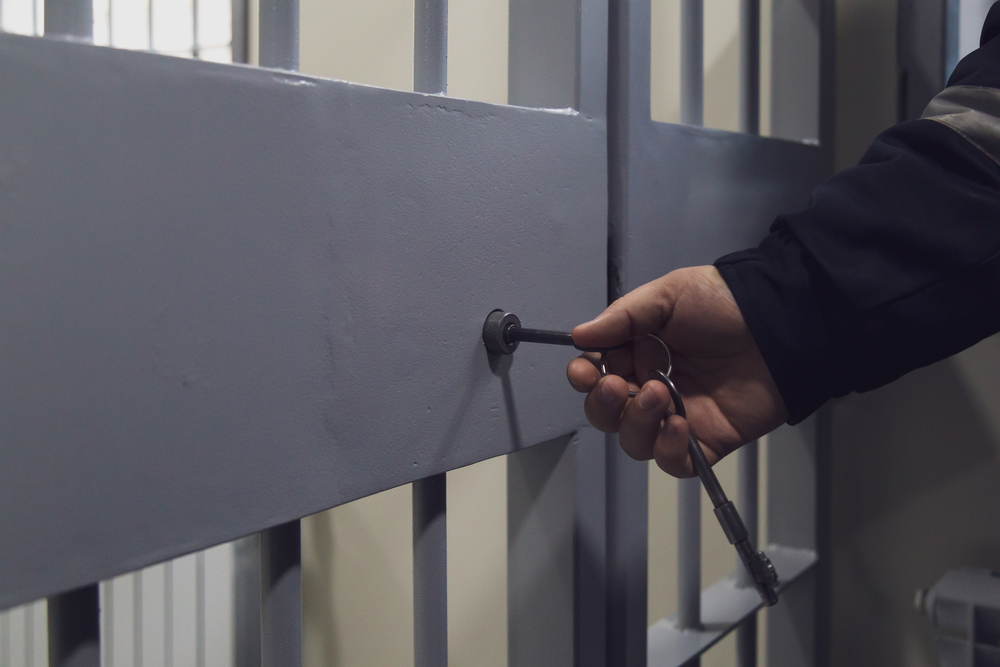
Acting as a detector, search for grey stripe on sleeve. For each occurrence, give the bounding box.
[923,84,1000,166]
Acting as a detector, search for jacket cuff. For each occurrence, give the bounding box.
[714,228,847,424]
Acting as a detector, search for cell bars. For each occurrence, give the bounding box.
[0,0,829,666]
[0,0,243,61]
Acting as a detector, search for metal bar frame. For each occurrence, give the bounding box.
[412,3,450,661]
[0,0,837,663]
[258,0,297,70]
[412,475,448,667]
[255,4,302,662]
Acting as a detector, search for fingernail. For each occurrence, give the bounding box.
[598,380,617,404]
[638,386,661,410]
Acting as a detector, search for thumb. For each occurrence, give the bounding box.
[572,277,675,348]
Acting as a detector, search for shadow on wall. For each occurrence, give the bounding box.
[830,333,1000,667]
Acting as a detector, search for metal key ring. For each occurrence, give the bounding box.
[647,368,685,417]
[598,333,673,397]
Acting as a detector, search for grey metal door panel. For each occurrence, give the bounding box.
[0,33,606,609]
[621,125,827,290]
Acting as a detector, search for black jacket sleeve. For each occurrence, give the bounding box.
[714,2,1000,424]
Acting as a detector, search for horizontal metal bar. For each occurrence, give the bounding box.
[0,32,605,609]
[647,545,817,667]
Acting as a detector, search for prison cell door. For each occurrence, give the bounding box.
[0,0,831,665]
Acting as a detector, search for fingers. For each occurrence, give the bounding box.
[566,354,602,393]
[617,380,673,460]
[572,277,676,349]
[653,415,696,477]
[582,374,630,433]
[617,382,721,478]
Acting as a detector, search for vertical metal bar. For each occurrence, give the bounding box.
[735,440,759,667]
[605,438,648,667]
[164,562,173,667]
[414,0,447,94]
[101,581,113,667]
[413,476,448,667]
[231,0,249,63]
[770,0,822,142]
[1,610,9,667]
[32,0,37,35]
[192,0,199,58]
[508,436,574,667]
[676,478,701,632]
[107,0,112,46]
[258,0,298,70]
[574,428,607,667]
[233,536,262,667]
[43,0,92,39]
[766,413,823,667]
[47,585,100,667]
[412,3,449,663]
[147,0,152,51]
[735,442,759,588]
[508,0,577,108]
[25,603,34,667]
[606,3,646,660]
[195,553,205,667]
[260,521,302,667]
[679,2,705,648]
[680,0,703,125]
[818,0,835,161]
[132,573,142,667]
[505,429,609,667]
[737,621,757,667]
[944,0,961,80]
[256,5,301,663]
[739,0,760,134]
[577,0,609,118]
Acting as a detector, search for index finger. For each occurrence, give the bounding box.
[571,277,676,349]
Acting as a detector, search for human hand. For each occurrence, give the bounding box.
[566,266,788,477]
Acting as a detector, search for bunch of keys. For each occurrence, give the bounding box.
[483,310,780,606]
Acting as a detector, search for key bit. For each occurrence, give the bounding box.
[482,309,625,355]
